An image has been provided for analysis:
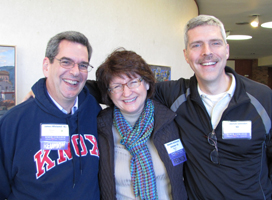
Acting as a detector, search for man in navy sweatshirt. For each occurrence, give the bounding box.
[0,31,101,200]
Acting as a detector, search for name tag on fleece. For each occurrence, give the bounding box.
[222,121,252,139]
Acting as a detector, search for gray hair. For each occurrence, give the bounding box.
[45,31,92,63]
[184,15,227,49]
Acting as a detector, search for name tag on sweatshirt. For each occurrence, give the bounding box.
[164,139,187,166]
[40,124,69,150]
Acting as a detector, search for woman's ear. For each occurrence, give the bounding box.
[144,82,150,90]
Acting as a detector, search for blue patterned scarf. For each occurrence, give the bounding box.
[113,99,158,200]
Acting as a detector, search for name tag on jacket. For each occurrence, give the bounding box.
[222,121,252,139]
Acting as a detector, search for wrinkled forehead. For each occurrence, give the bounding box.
[188,25,224,41]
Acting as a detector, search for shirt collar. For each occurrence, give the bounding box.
[227,73,236,97]
[47,92,78,115]
[198,73,236,98]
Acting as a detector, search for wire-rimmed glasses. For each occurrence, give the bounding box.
[207,131,219,164]
[108,77,143,94]
[55,58,93,73]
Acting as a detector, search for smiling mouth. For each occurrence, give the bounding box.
[64,79,79,85]
[123,97,137,103]
[201,61,217,66]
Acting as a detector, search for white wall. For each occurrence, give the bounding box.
[0,0,197,103]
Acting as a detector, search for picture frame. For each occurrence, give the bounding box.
[149,65,171,82]
[0,45,16,118]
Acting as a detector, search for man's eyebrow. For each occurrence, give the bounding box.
[210,39,223,42]
[190,40,201,44]
[60,57,89,64]
[189,40,202,46]
[59,57,73,61]
[189,38,223,45]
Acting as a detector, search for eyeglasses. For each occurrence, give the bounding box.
[108,77,143,94]
[55,58,93,73]
[207,131,219,164]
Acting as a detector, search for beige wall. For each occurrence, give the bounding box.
[227,60,235,70]
[258,55,272,67]
[0,0,198,103]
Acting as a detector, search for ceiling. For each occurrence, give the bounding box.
[195,0,272,59]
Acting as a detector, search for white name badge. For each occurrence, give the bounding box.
[164,139,187,166]
[40,124,69,150]
[222,121,252,139]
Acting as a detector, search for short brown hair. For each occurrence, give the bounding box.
[96,48,155,106]
[45,31,92,63]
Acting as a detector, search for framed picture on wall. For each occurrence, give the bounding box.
[0,45,16,118]
[149,65,171,82]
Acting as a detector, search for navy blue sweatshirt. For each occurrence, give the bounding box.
[0,78,101,200]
